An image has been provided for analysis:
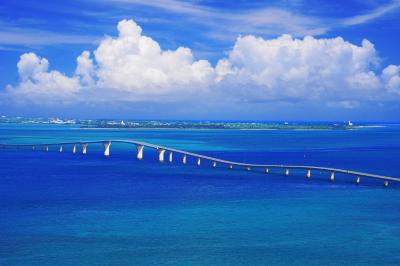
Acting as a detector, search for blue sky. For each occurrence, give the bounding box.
[0,0,400,120]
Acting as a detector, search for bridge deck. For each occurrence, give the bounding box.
[1,140,399,183]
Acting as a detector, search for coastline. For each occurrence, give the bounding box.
[75,126,385,131]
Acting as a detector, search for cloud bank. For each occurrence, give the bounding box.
[4,19,400,110]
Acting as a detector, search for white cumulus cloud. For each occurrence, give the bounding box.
[6,53,80,104]
[215,35,389,102]
[75,50,95,86]
[3,19,400,110]
[93,19,214,100]
[382,65,400,94]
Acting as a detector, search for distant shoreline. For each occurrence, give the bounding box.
[75,125,385,131]
[0,119,389,131]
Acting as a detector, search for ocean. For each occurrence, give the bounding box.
[0,124,400,265]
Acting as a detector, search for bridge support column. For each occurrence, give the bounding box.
[212,161,217,168]
[103,142,111,157]
[136,145,144,160]
[81,143,88,155]
[356,176,360,185]
[384,180,389,187]
[306,169,311,179]
[182,154,187,164]
[197,158,201,167]
[72,144,76,154]
[265,168,269,174]
[247,167,251,171]
[285,169,289,176]
[330,172,335,182]
[169,152,173,163]
[32,146,35,151]
[229,165,233,169]
[158,149,165,163]
[45,146,49,152]
[59,145,63,153]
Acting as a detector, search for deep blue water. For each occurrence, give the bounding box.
[1,124,400,265]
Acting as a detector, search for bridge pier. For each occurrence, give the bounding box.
[265,168,269,174]
[81,143,88,155]
[356,176,360,185]
[330,172,335,182]
[136,145,144,160]
[306,169,311,179]
[285,169,289,176]
[158,149,165,163]
[182,154,187,164]
[103,141,111,157]
[32,146,35,151]
[72,144,76,154]
[59,145,63,153]
[212,161,217,168]
[197,158,201,167]
[384,180,389,187]
[168,152,173,163]
[229,165,233,169]
[45,145,49,152]
[246,167,251,171]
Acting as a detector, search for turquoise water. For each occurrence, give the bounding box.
[0,124,400,265]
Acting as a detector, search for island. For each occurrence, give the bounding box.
[0,116,369,130]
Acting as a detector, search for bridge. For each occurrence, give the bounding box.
[1,139,399,187]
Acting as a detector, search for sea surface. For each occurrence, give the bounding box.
[0,124,400,265]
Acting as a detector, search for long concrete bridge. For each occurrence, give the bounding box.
[1,139,399,187]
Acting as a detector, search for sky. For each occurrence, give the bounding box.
[0,0,400,121]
